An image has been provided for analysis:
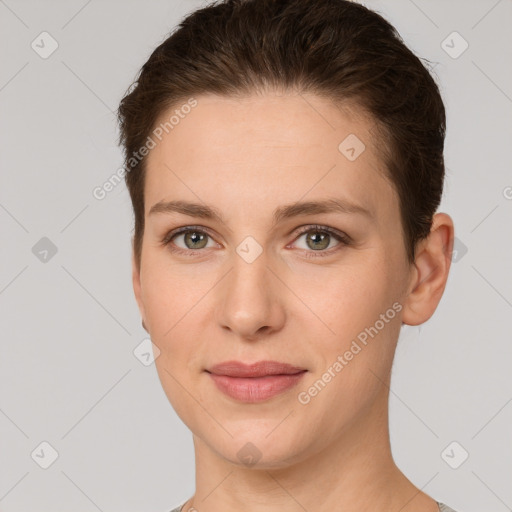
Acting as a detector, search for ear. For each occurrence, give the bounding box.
[131,239,147,330]
[402,213,455,326]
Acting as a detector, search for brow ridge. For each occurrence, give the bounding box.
[148,197,372,228]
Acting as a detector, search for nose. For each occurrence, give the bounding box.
[215,250,286,341]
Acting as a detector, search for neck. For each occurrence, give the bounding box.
[182,385,438,512]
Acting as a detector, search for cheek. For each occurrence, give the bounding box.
[302,262,391,339]
[141,248,400,344]
[305,258,403,387]
[295,266,401,429]
[140,254,213,386]
[143,258,206,418]
[140,253,206,335]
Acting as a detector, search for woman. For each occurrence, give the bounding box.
[117,0,458,510]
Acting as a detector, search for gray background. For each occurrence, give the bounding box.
[1,0,511,511]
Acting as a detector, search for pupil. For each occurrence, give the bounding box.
[308,231,329,250]
[186,232,205,248]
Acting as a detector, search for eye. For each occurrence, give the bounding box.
[291,225,351,257]
[162,226,218,256]
[162,224,351,258]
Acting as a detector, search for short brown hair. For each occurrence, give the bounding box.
[117,0,446,270]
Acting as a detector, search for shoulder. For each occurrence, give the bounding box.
[170,501,460,512]
[438,502,460,512]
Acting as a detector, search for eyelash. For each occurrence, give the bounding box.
[161,224,352,259]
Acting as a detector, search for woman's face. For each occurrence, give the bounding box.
[134,92,416,467]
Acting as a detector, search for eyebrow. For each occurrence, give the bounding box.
[148,197,373,227]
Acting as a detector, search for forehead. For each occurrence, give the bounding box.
[144,92,397,222]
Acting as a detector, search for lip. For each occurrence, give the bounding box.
[208,360,306,377]
[206,360,307,403]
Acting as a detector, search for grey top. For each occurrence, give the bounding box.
[170,500,458,511]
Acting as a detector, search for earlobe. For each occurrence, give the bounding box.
[401,213,454,326]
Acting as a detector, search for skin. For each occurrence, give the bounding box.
[132,92,454,512]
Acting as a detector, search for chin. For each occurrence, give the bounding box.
[205,429,311,470]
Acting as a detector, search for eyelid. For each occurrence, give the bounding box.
[161,225,216,244]
[291,224,352,244]
[161,224,351,256]
[160,226,219,258]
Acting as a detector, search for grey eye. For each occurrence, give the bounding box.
[295,230,339,251]
[174,230,212,250]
